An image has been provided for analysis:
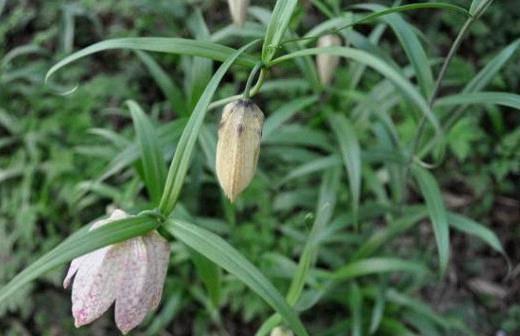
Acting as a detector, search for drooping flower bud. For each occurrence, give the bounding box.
[216,99,264,202]
[316,34,342,85]
[270,326,294,336]
[227,0,249,27]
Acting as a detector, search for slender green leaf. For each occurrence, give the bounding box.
[46,37,257,82]
[135,50,187,116]
[279,155,342,185]
[262,0,298,63]
[0,215,158,305]
[469,0,493,18]
[328,113,361,226]
[332,257,427,280]
[369,284,386,334]
[128,100,167,204]
[436,92,520,110]
[349,282,363,336]
[412,166,450,275]
[448,212,506,256]
[353,207,428,260]
[187,10,213,110]
[380,318,418,336]
[166,219,308,336]
[158,40,260,215]
[190,249,221,307]
[256,168,340,336]
[271,47,440,134]
[354,4,434,97]
[287,168,340,302]
[263,95,319,139]
[464,39,520,93]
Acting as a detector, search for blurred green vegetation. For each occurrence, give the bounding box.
[0,0,518,335]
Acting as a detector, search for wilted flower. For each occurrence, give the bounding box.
[316,34,342,85]
[216,99,264,202]
[270,326,294,336]
[227,0,249,26]
[63,209,170,334]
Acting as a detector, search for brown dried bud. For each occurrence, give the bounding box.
[227,0,249,27]
[316,34,342,85]
[216,99,264,202]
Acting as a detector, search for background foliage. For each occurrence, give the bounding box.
[0,0,518,335]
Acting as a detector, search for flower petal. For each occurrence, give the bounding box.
[71,245,125,327]
[63,254,88,289]
[114,237,151,334]
[65,209,128,288]
[143,231,170,310]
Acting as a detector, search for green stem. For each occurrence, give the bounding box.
[243,62,262,99]
[248,68,267,97]
[404,15,476,171]
[208,94,242,110]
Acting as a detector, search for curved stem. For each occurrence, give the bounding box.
[243,62,262,99]
[208,94,242,110]
[248,67,267,97]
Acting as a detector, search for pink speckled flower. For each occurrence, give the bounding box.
[63,209,170,334]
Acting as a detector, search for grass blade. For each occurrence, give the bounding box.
[412,166,450,275]
[349,282,363,336]
[166,219,309,336]
[46,37,257,83]
[271,47,440,135]
[332,257,427,280]
[262,0,298,63]
[448,212,506,256]
[436,92,520,110]
[354,3,434,97]
[463,39,520,94]
[328,113,361,227]
[263,95,319,140]
[135,50,187,116]
[128,100,167,204]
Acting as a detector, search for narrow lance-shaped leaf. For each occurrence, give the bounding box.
[331,257,428,280]
[369,283,387,334]
[412,166,450,275]
[135,50,188,116]
[328,113,361,227]
[448,212,506,256]
[271,47,441,135]
[166,219,309,336]
[189,249,221,307]
[187,10,213,110]
[45,37,257,83]
[128,100,167,205]
[256,167,341,336]
[463,39,520,94]
[349,282,363,336]
[262,0,298,63]
[353,4,434,98]
[263,95,319,140]
[158,39,260,216]
[435,92,520,110]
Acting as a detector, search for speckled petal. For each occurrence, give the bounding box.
[71,244,125,327]
[143,231,170,310]
[64,209,129,289]
[63,254,88,289]
[114,238,151,334]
